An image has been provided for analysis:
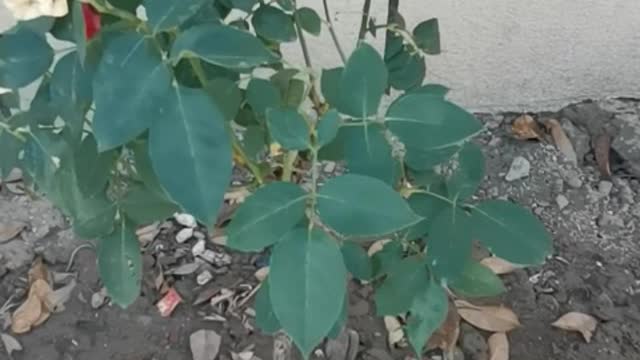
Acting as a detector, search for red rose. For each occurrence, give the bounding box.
[81,3,100,40]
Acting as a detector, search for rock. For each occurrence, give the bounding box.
[613,178,635,204]
[598,180,613,197]
[597,213,624,230]
[175,228,194,243]
[0,240,34,270]
[505,156,530,182]
[174,213,197,228]
[593,293,618,321]
[196,270,213,286]
[460,324,488,360]
[190,329,221,360]
[561,168,583,189]
[0,263,7,278]
[199,250,231,267]
[36,229,80,265]
[555,195,569,210]
[351,299,370,317]
[364,349,394,360]
[561,119,591,164]
[325,328,359,360]
[561,102,613,136]
[192,239,206,257]
[610,113,640,177]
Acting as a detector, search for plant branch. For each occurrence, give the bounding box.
[295,21,324,113]
[357,0,372,42]
[282,150,298,182]
[0,121,26,142]
[321,0,347,64]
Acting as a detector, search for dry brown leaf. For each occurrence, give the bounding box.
[455,300,521,332]
[552,312,598,343]
[427,300,460,355]
[480,257,521,275]
[593,134,612,178]
[0,221,26,243]
[27,258,50,285]
[11,279,52,334]
[488,332,509,360]
[512,114,544,140]
[367,239,392,257]
[544,119,577,165]
[384,316,404,347]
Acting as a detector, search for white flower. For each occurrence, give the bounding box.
[3,0,69,21]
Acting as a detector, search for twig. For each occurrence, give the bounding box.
[294,21,324,113]
[357,0,372,42]
[321,0,347,64]
[66,243,95,272]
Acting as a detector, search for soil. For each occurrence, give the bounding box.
[1,98,640,360]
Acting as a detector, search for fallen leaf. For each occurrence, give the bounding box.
[427,300,460,354]
[593,134,612,178]
[384,316,405,347]
[367,239,392,257]
[136,222,160,246]
[157,288,182,317]
[46,279,77,313]
[1,332,22,356]
[544,118,577,165]
[455,300,521,332]
[480,257,521,275]
[254,267,269,282]
[551,312,598,343]
[27,258,50,285]
[190,329,221,360]
[0,221,26,243]
[512,114,544,140]
[11,279,52,334]
[488,332,509,360]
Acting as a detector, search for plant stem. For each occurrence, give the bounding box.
[309,148,320,208]
[0,122,26,142]
[385,0,400,51]
[282,150,298,182]
[294,21,324,113]
[357,0,372,42]
[410,188,455,206]
[321,0,347,64]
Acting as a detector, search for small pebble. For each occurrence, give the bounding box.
[505,156,530,182]
[175,228,194,243]
[598,180,613,196]
[555,195,569,210]
[196,270,213,285]
[200,250,232,267]
[192,239,206,257]
[174,213,197,228]
[193,231,205,240]
[323,161,337,173]
[561,169,583,188]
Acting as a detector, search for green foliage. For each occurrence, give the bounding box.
[0,1,552,357]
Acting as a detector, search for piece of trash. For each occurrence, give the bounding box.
[455,300,521,332]
[157,288,182,317]
[210,288,234,308]
[1,332,22,356]
[254,267,269,282]
[136,222,160,246]
[427,300,460,355]
[91,287,109,309]
[11,279,52,334]
[0,221,26,243]
[384,316,405,347]
[203,313,227,322]
[544,118,577,165]
[488,332,509,360]
[47,279,77,313]
[175,228,194,243]
[197,270,214,286]
[166,262,200,276]
[551,312,598,343]
[480,257,521,275]
[593,133,612,178]
[192,239,206,257]
[190,329,221,360]
[174,213,197,228]
[367,239,392,257]
[511,114,544,140]
[199,250,231,267]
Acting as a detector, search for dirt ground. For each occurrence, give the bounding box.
[1,99,640,360]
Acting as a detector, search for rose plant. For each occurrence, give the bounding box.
[0,0,551,357]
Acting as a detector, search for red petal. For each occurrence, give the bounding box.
[81,4,101,40]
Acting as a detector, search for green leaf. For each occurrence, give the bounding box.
[341,242,372,280]
[328,294,348,339]
[149,85,232,226]
[22,129,70,196]
[386,47,425,91]
[317,174,421,238]
[231,0,258,12]
[405,181,450,239]
[469,200,552,265]
[98,219,142,307]
[406,279,448,356]
[316,109,341,148]
[426,207,473,282]
[413,18,440,54]
[252,5,297,43]
[341,124,399,185]
[246,78,281,115]
[51,9,74,42]
[371,240,403,277]
[205,78,242,121]
[449,260,506,298]
[70,193,117,239]
[266,107,310,150]
[93,32,172,151]
[385,94,482,169]
[0,130,21,179]
[446,142,485,201]
[145,0,208,32]
[0,29,53,88]
[410,83,449,98]
[321,67,342,108]
[375,256,428,315]
[338,43,387,118]
[242,125,267,160]
[50,51,93,109]
[74,134,117,196]
[227,182,307,251]
[171,24,279,70]
[71,0,88,62]
[270,227,347,357]
[17,16,55,34]
[121,183,180,225]
[275,0,294,11]
[235,107,259,126]
[174,58,239,87]
[255,278,281,333]
[295,7,321,36]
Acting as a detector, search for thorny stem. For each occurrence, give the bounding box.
[321,0,347,63]
[357,0,372,42]
[188,58,265,185]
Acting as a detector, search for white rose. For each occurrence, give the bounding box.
[3,0,69,21]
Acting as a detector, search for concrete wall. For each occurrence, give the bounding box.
[2,0,640,112]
